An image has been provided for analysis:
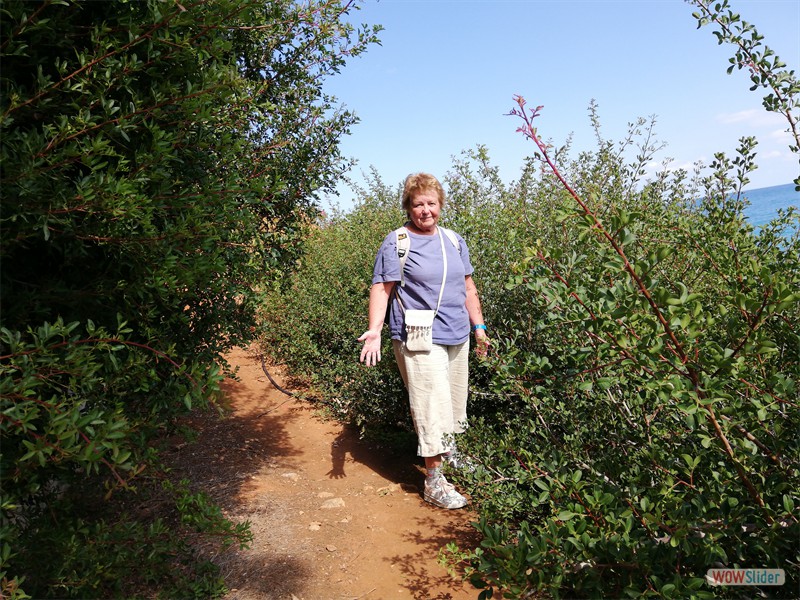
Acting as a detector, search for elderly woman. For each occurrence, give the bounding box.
[358,172,488,509]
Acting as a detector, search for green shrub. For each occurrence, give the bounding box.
[10,476,249,599]
[442,102,799,599]
[0,0,379,596]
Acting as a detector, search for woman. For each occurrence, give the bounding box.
[358,172,488,509]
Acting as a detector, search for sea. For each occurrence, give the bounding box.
[742,182,799,228]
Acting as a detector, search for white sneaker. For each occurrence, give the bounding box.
[424,475,468,509]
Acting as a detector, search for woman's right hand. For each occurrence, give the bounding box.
[358,330,382,366]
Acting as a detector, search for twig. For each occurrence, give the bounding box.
[259,354,296,397]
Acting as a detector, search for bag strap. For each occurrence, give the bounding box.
[439,227,461,255]
[432,228,447,313]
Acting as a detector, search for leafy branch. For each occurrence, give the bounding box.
[689,0,800,188]
[510,97,687,364]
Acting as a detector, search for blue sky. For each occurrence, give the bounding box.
[321,0,799,210]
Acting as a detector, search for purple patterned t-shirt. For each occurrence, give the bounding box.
[372,226,474,345]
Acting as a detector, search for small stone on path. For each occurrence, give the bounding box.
[320,497,345,509]
[377,483,402,496]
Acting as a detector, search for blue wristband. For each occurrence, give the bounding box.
[472,324,487,332]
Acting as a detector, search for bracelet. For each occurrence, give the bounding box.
[472,324,487,332]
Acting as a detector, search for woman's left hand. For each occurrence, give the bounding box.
[474,330,490,357]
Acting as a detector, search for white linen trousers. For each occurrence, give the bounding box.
[392,339,469,457]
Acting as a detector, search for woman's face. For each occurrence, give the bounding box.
[408,190,440,234]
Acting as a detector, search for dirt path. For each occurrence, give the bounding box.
[164,346,480,600]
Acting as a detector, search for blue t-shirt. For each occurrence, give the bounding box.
[372,227,474,345]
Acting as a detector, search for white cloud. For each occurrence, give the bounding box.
[717,109,760,124]
[766,127,793,142]
[716,109,786,128]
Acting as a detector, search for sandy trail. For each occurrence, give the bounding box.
[164,346,479,600]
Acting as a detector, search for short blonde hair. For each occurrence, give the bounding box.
[401,172,446,215]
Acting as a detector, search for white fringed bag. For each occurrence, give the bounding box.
[401,228,447,353]
[404,309,436,352]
